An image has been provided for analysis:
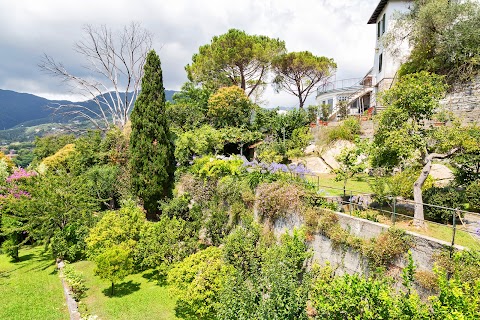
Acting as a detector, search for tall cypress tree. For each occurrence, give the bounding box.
[129,50,175,216]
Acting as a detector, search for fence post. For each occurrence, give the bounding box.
[451,209,457,248]
[349,191,353,215]
[391,197,396,225]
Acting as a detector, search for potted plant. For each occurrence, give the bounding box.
[433,109,452,126]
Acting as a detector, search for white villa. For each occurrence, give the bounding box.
[316,0,412,120]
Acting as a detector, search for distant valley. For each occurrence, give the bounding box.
[0,89,176,130]
[0,89,176,143]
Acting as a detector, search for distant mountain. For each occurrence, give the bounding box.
[0,89,177,130]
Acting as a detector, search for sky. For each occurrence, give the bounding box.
[0,0,379,108]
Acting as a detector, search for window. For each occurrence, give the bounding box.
[377,13,386,38]
[378,53,383,72]
[382,14,386,34]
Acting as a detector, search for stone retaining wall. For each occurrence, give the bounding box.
[272,211,461,276]
[441,77,480,124]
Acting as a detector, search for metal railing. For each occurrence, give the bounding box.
[317,78,364,95]
[292,173,480,250]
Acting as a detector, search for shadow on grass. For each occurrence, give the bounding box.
[17,253,34,262]
[102,280,141,298]
[142,269,167,286]
[175,300,201,320]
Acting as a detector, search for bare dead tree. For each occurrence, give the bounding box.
[39,22,152,131]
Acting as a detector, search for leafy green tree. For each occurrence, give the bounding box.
[166,82,212,133]
[371,72,470,226]
[25,172,99,261]
[129,50,175,215]
[135,215,198,270]
[94,244,134,296]
[274,108,310,141]
[451,126,480,186]
[85,201,144,260]
[186,29,286,100]
[167,246,234,319]
[1,215,22,261]
[174,125,223,166]
[32,134,75,165]
[207,86,254,128]
[251,107,280,134]
[272,51,336,108]
[83,164,121,210]
[392,0,480,84]
[333,146,365,197]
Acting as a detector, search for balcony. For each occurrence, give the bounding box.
[317,78,365,96]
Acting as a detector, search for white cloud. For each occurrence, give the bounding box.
[0,0,378,107]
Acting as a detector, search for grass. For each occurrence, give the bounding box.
[307,173,373,196]
[72,260,178,320]
[0,246,68,320]
[375,212,480,250]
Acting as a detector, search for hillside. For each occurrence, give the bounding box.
[0,89,176,130]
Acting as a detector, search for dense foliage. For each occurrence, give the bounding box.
[129,50,175,215]
[394,0,480,85]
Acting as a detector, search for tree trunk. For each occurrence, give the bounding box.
[111,282,114,296]
[413,161,432,227]
[298,94,304,109]
[413,148,459,228]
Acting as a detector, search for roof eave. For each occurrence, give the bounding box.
[367,0,389,24]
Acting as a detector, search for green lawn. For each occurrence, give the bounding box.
[307,174,373,196]
[0,246,68,320]
[376,214,480,250]
[72,260,178,320]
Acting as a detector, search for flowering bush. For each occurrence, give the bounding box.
[6,168,37,182]
[256,181,306,222]
[0,168,37,199]
[243,160,311,177]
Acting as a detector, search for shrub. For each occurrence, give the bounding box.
[167,247,234,319]
[361,228,413,269]
[256,181,305,222]
[256,141,286,164]
[135,216,199,270]
[389,168,434,199]
[434,250,480,285]
[423,187,465,224]
[217,175,255,209]
[352,209,379,222]
[63,264,88,301]
[414,270,438,292]
[466,179,480,211]
[178,173,216,206]
[190,157,244,179]
[326,117,360,143]
[310,267,397,320]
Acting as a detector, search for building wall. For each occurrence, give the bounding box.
[372,0,412,109]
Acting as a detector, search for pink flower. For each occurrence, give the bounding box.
[6,168,37,183]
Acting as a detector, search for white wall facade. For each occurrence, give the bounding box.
[371,0,412,108]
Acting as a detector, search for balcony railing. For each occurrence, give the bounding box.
[317,78,364,96]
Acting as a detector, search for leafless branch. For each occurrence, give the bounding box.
[39,22,152,131]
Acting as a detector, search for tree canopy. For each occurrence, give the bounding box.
[272,51,336,108]
[186,29,286,101]
[391,0,480,85]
